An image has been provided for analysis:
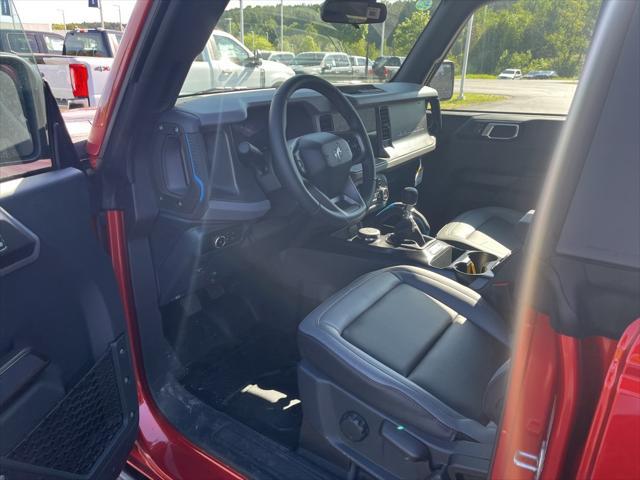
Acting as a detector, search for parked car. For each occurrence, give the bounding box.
[183,30,294,93]
[0,28,116,108]
[497,68,523,79]
[349,55,373,79]
[372,55,405,80]
[0,29,64,55]
[523,69,559,79]
[292,52,353,78]
[258,50,295,65]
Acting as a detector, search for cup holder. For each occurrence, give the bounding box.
[452,251,500,283]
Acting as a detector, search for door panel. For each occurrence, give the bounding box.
[419,111,563,229]
[0,168,137,480]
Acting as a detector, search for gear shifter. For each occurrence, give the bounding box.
[389,187,430,247]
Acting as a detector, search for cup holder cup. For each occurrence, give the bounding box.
[452,251,500,283]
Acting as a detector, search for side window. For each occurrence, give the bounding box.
[0,58,50,182]
[338,55,350,67]
[7,32,38,54]
[42,34,64,54]
[441,0,603,115]
[214,35,249,63]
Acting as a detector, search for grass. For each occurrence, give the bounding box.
[440,93,508,109]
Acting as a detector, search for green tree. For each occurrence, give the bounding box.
[392,10,430,56]
[245,32,274,51]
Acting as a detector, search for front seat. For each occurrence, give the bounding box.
[297,266,510,479]
[436,207,527,259]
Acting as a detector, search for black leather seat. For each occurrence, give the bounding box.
[436,207,525,259]
[297,266,510,477]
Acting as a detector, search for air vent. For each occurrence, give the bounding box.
[379,106,391,146]
[319,114,334,132]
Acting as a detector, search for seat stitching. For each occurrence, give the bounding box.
[313,269,399,329]
[405,321,453,377]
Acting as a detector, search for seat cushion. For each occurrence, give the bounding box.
[436,207,524,258]
[298,266,509,443]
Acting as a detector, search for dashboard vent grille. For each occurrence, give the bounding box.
[379,106,392,146]
[319,114,334,132]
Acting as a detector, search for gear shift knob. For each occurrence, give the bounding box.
[402,187,418,207]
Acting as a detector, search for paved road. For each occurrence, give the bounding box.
[451,79,578,115]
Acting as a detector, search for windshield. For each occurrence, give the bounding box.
[179,0,439,96]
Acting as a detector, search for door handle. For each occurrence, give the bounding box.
[481,122,520,140]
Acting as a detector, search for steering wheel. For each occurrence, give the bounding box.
[269,75,376,225]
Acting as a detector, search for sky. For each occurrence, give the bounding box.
[14,0,137,25]
[12,0,328,27]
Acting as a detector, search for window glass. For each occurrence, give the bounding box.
[8,32,38,54]
[64,32,110,57]
[43,34,64,54]
[108,32,123,55]
[440,0,603,115]
[336,55,350,67]
[179,0,440,96]
[214,34,249,63]
[0,2,51,181]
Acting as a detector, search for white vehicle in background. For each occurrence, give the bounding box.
[349,55,373,79]
[0,28,117,108]
[182,30,295,94]
[258,50,295,65]
[498,68,523,79]
[291,52,353,81]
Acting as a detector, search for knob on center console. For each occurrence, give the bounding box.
[357,227,381,243]
[402,187,419,207]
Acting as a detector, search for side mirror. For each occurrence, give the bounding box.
[321,0,387,25]
[429,60,455,101]
[0,53,46,166]
[322,64,333,72]
[244,51,262,67]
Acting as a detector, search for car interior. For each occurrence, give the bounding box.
[1,1,638,480]
[114,2,560,478]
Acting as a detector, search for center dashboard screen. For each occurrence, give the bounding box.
[388,101,428,140]
[330,107,377,134]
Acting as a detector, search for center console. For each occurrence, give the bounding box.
[350,227,502,290]
[344,187,506,292]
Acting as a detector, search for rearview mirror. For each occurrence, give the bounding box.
[429,60,455,101]
[321,1,387,25]
[0,53,46,166]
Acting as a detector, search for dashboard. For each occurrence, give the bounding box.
[148,82,439,303]
[154,82,438,220]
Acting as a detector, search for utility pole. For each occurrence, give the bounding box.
[458,14,474,99]
[280,0,284,51]
[380,20,385,56]
[113,5,122,31]
[99,1,105,29]
[239,0,244,44]
[57,9,66,31]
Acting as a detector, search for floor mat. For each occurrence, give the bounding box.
[180,326,302,448]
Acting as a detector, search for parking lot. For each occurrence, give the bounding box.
[451,78,579,114]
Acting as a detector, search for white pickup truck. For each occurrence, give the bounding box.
[2,28,294,108]
[181,30,295,94]
[0,29,121,109]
